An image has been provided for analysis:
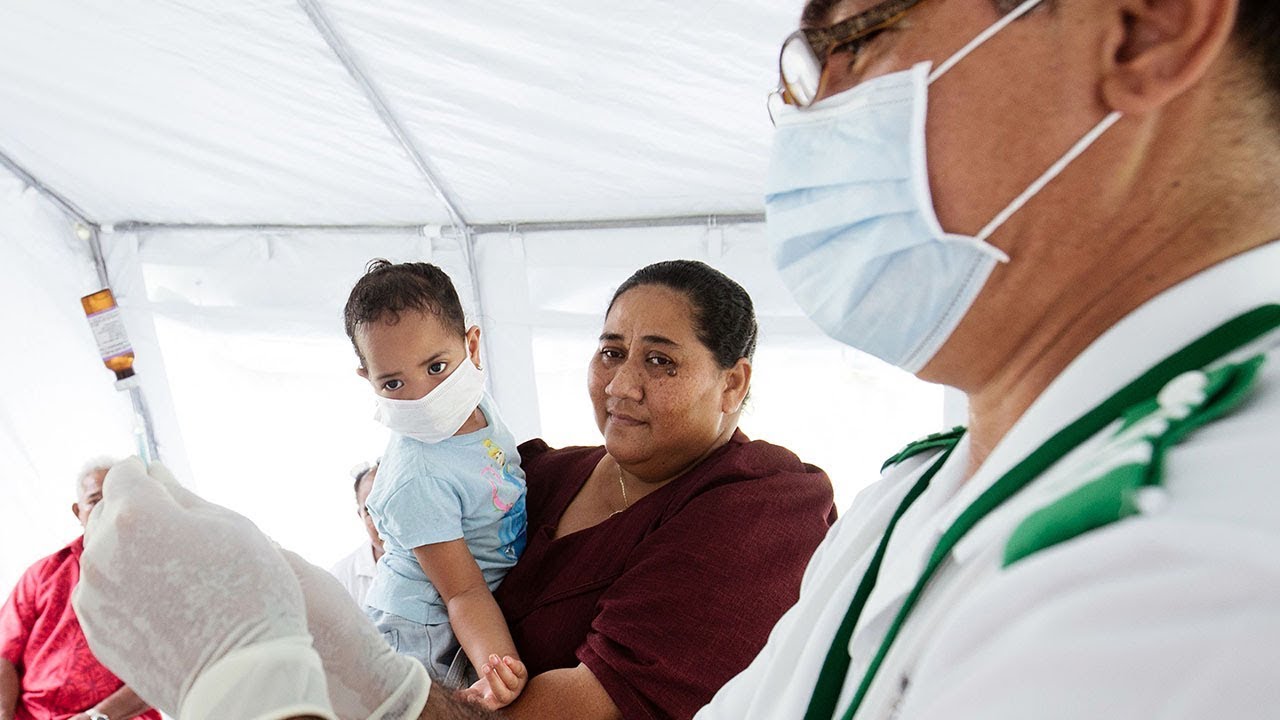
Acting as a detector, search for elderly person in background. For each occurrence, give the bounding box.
[68,260,837,720]
[0,460,158,720]
[329,461,383,608]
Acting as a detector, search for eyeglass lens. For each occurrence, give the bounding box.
[780,34,823,107]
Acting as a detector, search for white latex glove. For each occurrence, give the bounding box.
[131,459,429,720]
[278,550,430,720]
[72,458,336,720]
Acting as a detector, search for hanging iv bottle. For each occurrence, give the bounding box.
[81,288,136,381]
[81,288,154,462]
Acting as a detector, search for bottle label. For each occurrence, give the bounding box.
[86,306,133,359]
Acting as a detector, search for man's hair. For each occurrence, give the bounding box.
[76,456,117,494]
[342,259,467,366]
[352,462,378,495]
[1233,1,1279,111]
[800,0,841,26]
[801,1,1278,111]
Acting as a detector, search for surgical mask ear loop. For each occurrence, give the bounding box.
[975,111,1123,242]
[927,0,1046,83]
[923,0,1124,246]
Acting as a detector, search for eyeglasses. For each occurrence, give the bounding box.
[776,0,932,109]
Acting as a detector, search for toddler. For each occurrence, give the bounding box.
[343,259,527,708]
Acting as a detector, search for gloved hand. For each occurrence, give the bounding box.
[72,458,336,720]
[278,550,430,720]
[127,460,430,720]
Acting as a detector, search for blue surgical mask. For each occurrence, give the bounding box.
[765,0,1121,373]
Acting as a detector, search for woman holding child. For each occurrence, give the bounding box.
[70,259,837,720]
[494,260,837,719]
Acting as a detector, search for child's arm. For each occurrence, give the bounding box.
[413,540,526,708]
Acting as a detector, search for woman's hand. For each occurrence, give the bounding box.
[461,654,528,710]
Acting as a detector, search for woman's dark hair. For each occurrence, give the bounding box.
[343,259,466,365]
[607,259,758,369]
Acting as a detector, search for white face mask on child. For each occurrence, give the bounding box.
[373,360,486,443]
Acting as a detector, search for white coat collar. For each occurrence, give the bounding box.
[939,240,1280,561]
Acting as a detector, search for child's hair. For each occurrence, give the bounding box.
[343,259,466,366]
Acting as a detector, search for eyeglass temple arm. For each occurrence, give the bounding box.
[806,0,930,57]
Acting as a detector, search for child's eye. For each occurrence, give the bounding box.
[383,379,404,391]
[427,361,448,375]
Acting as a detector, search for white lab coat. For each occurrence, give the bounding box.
[328,542,377,609]
[697,241,1280,719]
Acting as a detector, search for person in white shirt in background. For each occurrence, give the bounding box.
[328,461,383,609]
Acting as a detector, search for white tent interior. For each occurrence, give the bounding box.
[0,1,950,590]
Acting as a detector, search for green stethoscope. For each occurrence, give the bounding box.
[805,304,1280,720]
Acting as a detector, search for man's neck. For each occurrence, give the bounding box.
[930,128,1280,476]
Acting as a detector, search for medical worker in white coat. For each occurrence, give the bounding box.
[68,0,1280,718]
[698,0,1280,717]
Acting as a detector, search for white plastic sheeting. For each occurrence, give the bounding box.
[0,1,948,588]
[0,1,785,225]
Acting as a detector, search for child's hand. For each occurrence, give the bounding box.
[461,653,528,710]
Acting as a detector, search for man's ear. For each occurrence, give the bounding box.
[71,502,80,520]
[356,366,369,380]
[721,359,753,414]
[1100,0,1238,114]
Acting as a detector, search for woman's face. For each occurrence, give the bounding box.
[589,285,749,480]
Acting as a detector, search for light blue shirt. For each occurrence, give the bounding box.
[364,394,527,625]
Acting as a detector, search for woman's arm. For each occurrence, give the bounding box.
[502,664,620,720]
[525,460,832,719]
[414,540,525,705]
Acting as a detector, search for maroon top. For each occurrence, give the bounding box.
[0,537,161,720]
[495,430,836,720]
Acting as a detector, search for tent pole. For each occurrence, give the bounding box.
[0,151,162,462]
[467,213,765,235]
[295,0,469,235]
[82,224,111,290]
[0,149,110,286]
[109,212,766,235]
[296,0,495,367]
[111,222,431,234]
[0,149,96,228]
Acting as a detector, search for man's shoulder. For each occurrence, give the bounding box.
[1156,344,1280,530]
[18,537,82,582]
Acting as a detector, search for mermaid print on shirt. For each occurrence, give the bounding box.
[484,439,527,559]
